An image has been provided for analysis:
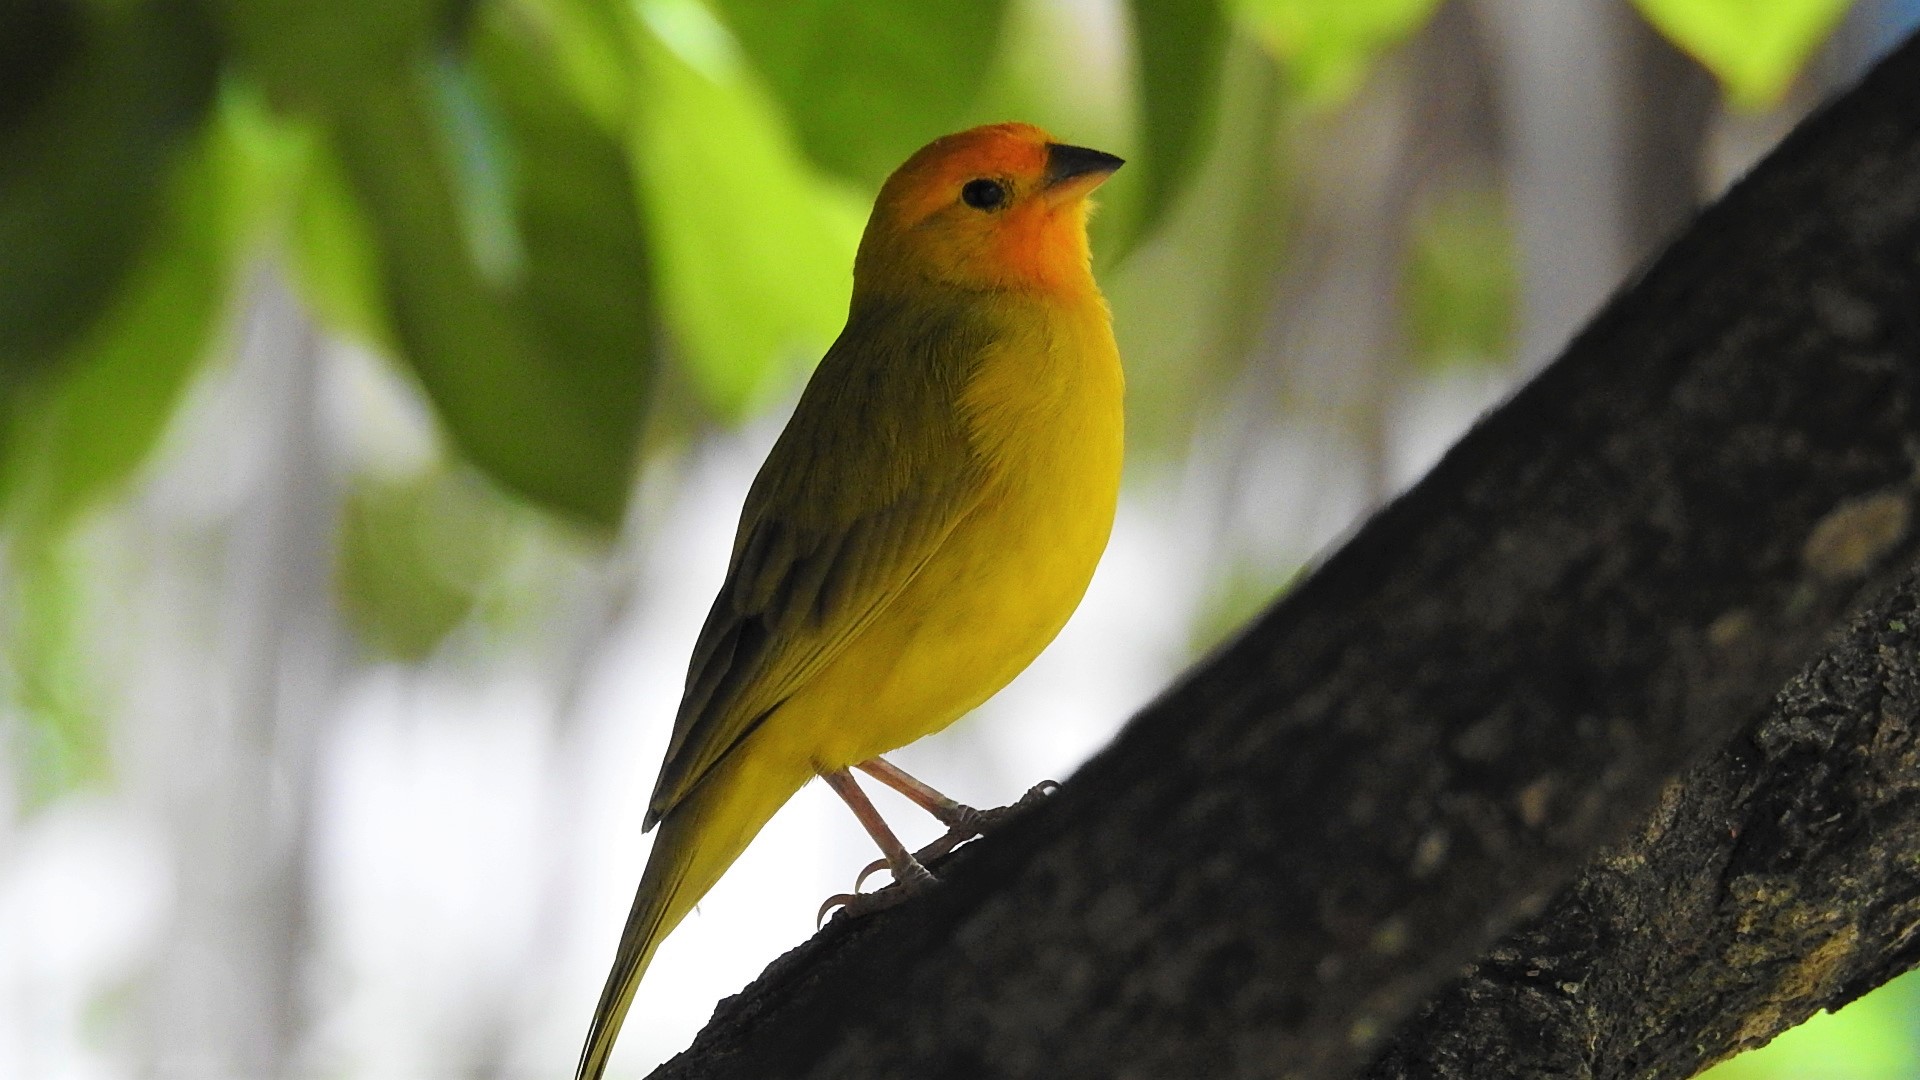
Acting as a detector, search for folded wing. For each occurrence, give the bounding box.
[645,300,992,826]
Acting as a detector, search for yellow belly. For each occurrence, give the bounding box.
[755,292,1123,772]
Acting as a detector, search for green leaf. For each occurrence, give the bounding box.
[0,0,220,379]
[1632,0,1852,110]
[324,14,656,530]
[4,541,111,807]
[337,461,593,660]
[1107,38,1287,457]
[287,123,397,351]
[1403,184,1517,372]
[479,13,655,433]
[706,0,1010,187]
[632,4,864,419]
[337,469,504,661]
[0,97,244,538]
[213,0,461,114]
[511,0,647,135]
[1128,0,1231,238]
[1237,0,1442,105]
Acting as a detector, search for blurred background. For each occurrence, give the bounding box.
[5,0,1920,1076]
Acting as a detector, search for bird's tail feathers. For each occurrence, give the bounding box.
[574,837,688,1080]
[574,749,809,1080]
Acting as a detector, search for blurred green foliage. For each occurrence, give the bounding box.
[1108,34,1287,457]
[712,0,1008,188]
[1403,185,1517,372]
[11,4,1904,1068]
[5,543,109,806]
[7,0,1912,1066]
[0,101,243,542]
[0,0,1870,793]
[1239,0,1441,104]
[1128,0,1230,235]
[1636,0,1856,108]
[632,0,863,420]
[1702,967,1920,1079]
[0,0,218,376]
[322,16,655,530]
[0,0,1857,537]
[337,466,571,661]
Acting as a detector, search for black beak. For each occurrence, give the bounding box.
[1044,143,1125,188]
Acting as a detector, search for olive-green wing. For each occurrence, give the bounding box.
[645,302,990,826]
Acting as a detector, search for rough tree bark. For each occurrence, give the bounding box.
[645,30,1920,1080]
[1367,566,1920,1079]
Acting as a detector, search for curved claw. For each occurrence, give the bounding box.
[853,856,893,894]
[818,783,1065,931]
[817,869,932,927]
[817,892,859,928]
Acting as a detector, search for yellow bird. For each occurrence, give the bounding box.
[575,123,1125,1080]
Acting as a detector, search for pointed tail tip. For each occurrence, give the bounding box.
[574,955,642,1080]
[573,1039,609,1080]
[572,1010,609,1080]
[575,870,679,1080]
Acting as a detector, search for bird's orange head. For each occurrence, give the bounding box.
[853,123,1123,299]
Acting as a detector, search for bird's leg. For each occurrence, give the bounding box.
[817,767,934,924]
[851,757,1060,883]
[855,757,976,829]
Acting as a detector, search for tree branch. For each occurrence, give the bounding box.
[648,30,1920,1080]
[1368,565,1920,1079]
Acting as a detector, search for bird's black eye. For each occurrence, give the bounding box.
[961,178,1007,211]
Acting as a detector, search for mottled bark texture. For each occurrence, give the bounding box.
[1366,570,1920,1079]
[648,32,1920,1080]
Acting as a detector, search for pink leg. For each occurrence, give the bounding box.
[843,757,1061,894]
[817,768,934,925]
[855,757,973,828]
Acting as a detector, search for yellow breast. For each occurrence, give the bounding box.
[777,291,1124,769]
[952,291,1126,651]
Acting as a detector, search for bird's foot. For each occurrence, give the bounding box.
[846,779,1063,894]
[932,777,1061,851]
[817,854,935,926]
[816,781,1060,927]
[952,778,1059,837]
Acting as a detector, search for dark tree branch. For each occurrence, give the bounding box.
[647,30,1920,1080]
[1368,565,1920,1079]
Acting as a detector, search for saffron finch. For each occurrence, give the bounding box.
[575,122,1125,1080]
